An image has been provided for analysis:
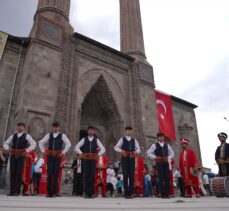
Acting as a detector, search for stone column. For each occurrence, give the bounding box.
[120,0,146,60]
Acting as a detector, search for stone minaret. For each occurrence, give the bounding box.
[120,0,146,61]
[120,0,158,150]
[30,0,73,38]
[37,0,71,19]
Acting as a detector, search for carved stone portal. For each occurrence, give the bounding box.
[80,75,122,160]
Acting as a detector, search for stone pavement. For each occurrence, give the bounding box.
[0,195,228,211]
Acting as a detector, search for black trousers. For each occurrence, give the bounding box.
[83,160,96,197]
[106,183,114,196]
[47,156,61,195]
[219,163,229,176]
[73,172,83,195]
[10,156,25,194]
[178,177,185,197]
[121,157,135,197]
[157,163,170,197]
[33,172,42,194]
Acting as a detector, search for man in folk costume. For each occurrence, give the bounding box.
[147,132,174,198]
[179,138,201,198]
[39,122,71,197]
[56,155,66,197]
[114,126,141,199]
[22,150,35,195]
[94,152,108,197]
[75,126,105,198]
[133,155,145,197]
[215,132,229,176]
[3,122,36,196]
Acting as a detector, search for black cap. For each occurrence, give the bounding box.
[125,126,133,130]
[218,132,228,139]
[87,126,95,130]
[52,122,60,127]
[157,132,165,137]
[17,122,25,127]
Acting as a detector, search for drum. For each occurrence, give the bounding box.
[210,176,229,197]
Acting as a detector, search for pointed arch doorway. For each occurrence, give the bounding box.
[79,75,123,161]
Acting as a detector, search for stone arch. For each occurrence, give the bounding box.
[78,73,124,159]
[81,75,121,124]
[77,68,124,117]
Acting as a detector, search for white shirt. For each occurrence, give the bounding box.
[39,133,71,154]
[3,132,36,153]
[146,142,174,160]
[203,174,209,185]
[114,136,141,154]
[145,174,151,182]
[74,136,105,156]
[34,157,44,173]
[106,168,116,183]
[111,177,117,190]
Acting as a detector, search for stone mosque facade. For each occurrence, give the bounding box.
[0,0,201,164]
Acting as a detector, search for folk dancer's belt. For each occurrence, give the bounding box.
[46,149,62,157]
[81,153,97,160]
[122,151,136,158]
[10,149,26,157]
[156,157,168,164]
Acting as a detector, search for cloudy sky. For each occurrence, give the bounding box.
[1,0,229,172]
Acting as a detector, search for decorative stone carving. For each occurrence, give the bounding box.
[37,17,63,46]
[55,33,74,132]
[28,117,45,141]
[128,64,145,143]
[81,75,121,124]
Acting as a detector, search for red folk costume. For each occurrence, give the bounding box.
[22,151,35,195]
[169,159,175,197]
[57,155,66,196]
[94,154,108,197]
[179,139,201,197]
[133,155,145,197]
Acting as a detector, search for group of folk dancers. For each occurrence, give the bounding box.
[2,122,229,199]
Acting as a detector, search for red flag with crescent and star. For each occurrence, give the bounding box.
[155,91,176,141]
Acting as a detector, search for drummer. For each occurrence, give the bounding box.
[215,132,229,176]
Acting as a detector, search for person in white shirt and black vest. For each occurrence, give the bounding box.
[39,122,71,198]
[114,126,141,199]
[147,132,174,198]
[75,126,105,198]
[3,122,36,196]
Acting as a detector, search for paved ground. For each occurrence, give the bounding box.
[0,195,228,211]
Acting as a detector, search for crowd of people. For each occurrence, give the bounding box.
[0,122,228,199]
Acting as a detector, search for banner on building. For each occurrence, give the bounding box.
[155,91,176,141]
[0,32,8,61]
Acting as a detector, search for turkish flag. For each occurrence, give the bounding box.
[155,91,176,141]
